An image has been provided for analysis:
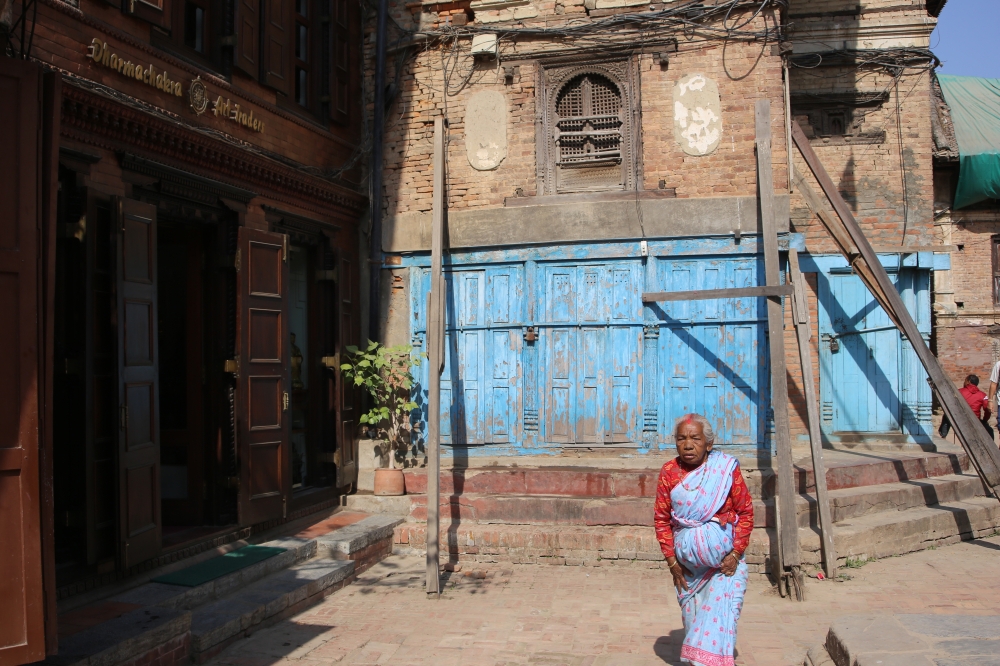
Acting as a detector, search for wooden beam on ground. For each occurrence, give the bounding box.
[756,100,803,600]
[426,117,445,595]
[792,120,1000,500]
[642,285,793,303]
[788,249,837,580]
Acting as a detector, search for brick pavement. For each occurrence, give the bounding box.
[206,534,1000,666]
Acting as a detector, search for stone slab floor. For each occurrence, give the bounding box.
[206,534,1000,666]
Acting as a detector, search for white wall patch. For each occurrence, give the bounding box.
[465,90,508,170]
[673,73,722,156]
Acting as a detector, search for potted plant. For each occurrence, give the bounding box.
[340,341,424,495]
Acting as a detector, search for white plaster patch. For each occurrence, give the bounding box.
[465,90,508,171]
[673,73,722,156]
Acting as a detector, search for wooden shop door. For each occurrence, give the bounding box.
[333,247,359,489]
[0,57,51,666]
[115,198,163,569]
[236,228,291,525]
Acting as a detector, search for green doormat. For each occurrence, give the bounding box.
[152,545,287,587]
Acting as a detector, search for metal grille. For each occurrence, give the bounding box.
[554,74,623,168]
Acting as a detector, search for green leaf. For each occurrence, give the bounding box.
[346,345,359,354]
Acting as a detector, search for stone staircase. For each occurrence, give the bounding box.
[359,448,1000,576]
[48,514,402,666]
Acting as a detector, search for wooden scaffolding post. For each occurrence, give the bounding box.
[755,99,803,600]
[791,121,1000,500]
[788,249,837,579]
[426,117,445,595]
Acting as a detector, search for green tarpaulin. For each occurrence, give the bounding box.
[938,74,1000,209]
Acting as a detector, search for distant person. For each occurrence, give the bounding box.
[940,374,992,440]
[654,414,754,666]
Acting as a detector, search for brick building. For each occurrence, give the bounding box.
[1,0,367,658]
[931,73,1000,393]
[373,0,945,456]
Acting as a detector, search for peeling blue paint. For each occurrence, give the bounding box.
[408,236,794,455]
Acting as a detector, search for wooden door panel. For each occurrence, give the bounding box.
[0,58,46,665]
[126,465,157,537]
[237,228,290,525]
[249,376,282,429]
[125,382,156,450]
[249,441,282,498]
[249,309,282,361]
[116,198,161,569]
[124,300,154,366]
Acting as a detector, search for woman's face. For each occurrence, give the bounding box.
[675,420,713,466]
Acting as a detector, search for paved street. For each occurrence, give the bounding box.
[208,534,1000,666]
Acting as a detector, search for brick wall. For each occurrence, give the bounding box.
[374,6,788,219]
[790,67,937,252]
[934,210,1000,387]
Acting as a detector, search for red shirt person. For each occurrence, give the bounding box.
[939,374,992,439]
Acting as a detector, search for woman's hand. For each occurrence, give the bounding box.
[668,558,691,593]
[720,551,739,577]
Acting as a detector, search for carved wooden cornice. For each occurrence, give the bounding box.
[61,83,367,215]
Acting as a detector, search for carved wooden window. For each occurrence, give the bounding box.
[555,74,623,169]
[540,62,639,195]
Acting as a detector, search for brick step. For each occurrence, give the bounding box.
[400,451,970,500]
[393,496,1000,576]
[400,472,986,531]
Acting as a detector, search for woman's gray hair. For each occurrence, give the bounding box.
[673,413,716,444]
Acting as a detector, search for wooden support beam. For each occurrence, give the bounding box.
[792,120,1000,499]
[757,100,803,600]
[642,285,793,303]
[790,168,897,318]
[788,249,837,580]
[426,118,445,595]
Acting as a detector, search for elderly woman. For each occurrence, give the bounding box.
[653,413,754,666]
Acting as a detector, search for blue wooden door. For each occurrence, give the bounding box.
[649,255,767,445]
[820,272,899,432]
[414,266,523,445]
[818,268,932,436]
[538,263,642,445]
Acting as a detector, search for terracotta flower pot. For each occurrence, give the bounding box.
[373,468,405,496]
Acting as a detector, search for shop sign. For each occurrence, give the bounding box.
[84,38,264,134]
[87,37,183,97]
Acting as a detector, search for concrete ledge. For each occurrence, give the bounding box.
[825,614,1000,666]
[384,194,791,252]
[342,493,412,516]
[46,607,190,666]
[318,515,405,558]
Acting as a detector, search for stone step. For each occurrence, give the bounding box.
[796,472,987,528]
[317,514,404,572]
[43,606,190,666]
[394,496,1000,576]
[400,450,971,501]
[48,513,403,666]
[790,496,1000,568]
[189,558,354,662]
[109,536,317,611]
